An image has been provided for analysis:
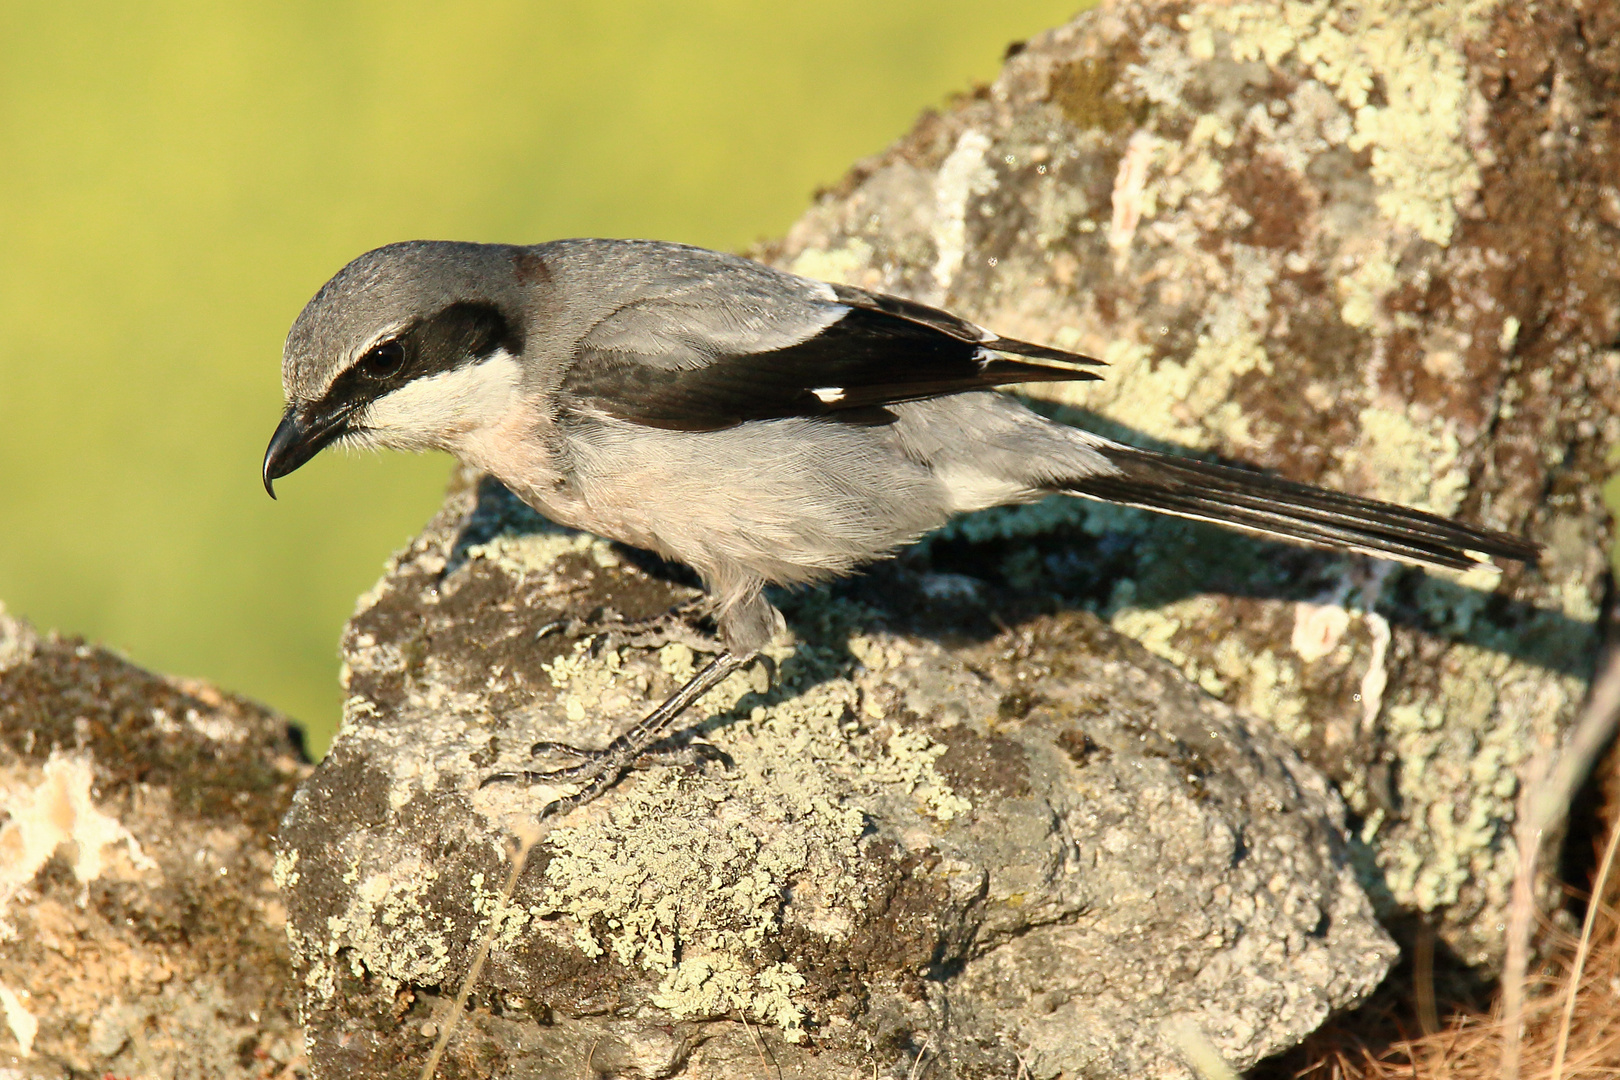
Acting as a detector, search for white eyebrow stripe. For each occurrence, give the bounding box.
[811,387,845,404]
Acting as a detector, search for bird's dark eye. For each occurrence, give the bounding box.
[358,341,406,379]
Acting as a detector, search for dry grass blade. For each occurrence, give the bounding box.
[1551,811,1620,1078]
[420,821,543,1080]
[1261,653,1620,1080]
[1501,647,1620,1080]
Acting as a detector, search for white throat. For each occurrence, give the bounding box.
[356,349,524,453]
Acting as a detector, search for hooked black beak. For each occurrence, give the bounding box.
[262,405,353,498]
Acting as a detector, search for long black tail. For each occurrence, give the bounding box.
[1063,444,1539,571]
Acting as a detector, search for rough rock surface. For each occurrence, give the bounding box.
[756,0,1616,967]
[281,473,1395,1079]
[0,604,308,1077]
[277,0,1620,1075]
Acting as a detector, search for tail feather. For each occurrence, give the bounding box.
[1062,445,1539,571]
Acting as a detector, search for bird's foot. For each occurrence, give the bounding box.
[603,596,721,652]
[528,736,730,777]
[535,596,719,654]
[478,651,754,819]
[478,737,729,818]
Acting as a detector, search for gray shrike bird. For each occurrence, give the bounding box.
[263,238,1539,817]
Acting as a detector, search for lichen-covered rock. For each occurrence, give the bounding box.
[758,0,1616,967]
[281,474,1395,1079]
[277,0,1619,1073]
[0,604,308,1078]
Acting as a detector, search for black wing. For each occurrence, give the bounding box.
[562,286,1106,432]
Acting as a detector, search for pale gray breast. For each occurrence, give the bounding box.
[560,412,954,585]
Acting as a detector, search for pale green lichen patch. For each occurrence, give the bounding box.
[491,597,975,1037]
[933,129,999,294]
[1182,0,1494,246]
[1112,598,1231,699]
[464,528,620,578]
[541,635,633,724]
[862,727,974,822]
[789,239,875,286]
[535,766,847,1041]
[1372,645,1521,914]
[1106,592,1314,746]
[1354,405,1468,514]
[1337,250,1400,331]
[271,848,299,892]
[651,955,808,1039]
[318,853,459,996]
[1349,643,1583,955]
[1045,249,1277,452]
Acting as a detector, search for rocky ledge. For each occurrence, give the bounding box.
[6,0,1617,1076]
[0,606,308,1078]
[280,473,1395,1079]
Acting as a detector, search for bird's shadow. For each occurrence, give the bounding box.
[444,399,1595,692]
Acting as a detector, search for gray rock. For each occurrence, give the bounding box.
[0,605,308,1078]
[278,0,1620,1073]
[280,474,1395,1079]
[757,0,1615,968]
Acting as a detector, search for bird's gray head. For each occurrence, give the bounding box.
[263,240,545,496]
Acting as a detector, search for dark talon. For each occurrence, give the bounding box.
[680,741,732,770]
[527,758,601,783]
[600,595,722,652]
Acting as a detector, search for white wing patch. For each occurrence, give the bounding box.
[811,387,846,404]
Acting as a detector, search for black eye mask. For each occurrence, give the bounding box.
[314,301,521,423]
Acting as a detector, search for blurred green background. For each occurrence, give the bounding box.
[0,2,1082,753]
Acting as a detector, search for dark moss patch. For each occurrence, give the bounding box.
[1048,56,1145,132]
[930,723,1032,800]
[0,636,302,833]
[1225,154,1310,251]
[1057,728,1110,767]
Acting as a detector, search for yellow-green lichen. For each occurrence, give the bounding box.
[651,955,808,1040]
[862,728,974,823]
[271,848,299,892]
[1368,644,1557,923]
[1111,597,1230,699]
[789,239,874,286]
[1047,251,1275,451]
[1221,643,1309,744]
[532,703,858,1040]
[933,129,998,292]
[1337,250,1400,330]
[319,854,467,998]
[541,636,648,728]
[1354,404,1468,513]
[465,529,619,578]
[507,600,974,1037]
[1183,0,1495,247]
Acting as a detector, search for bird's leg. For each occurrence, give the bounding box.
[479,651,753,816]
